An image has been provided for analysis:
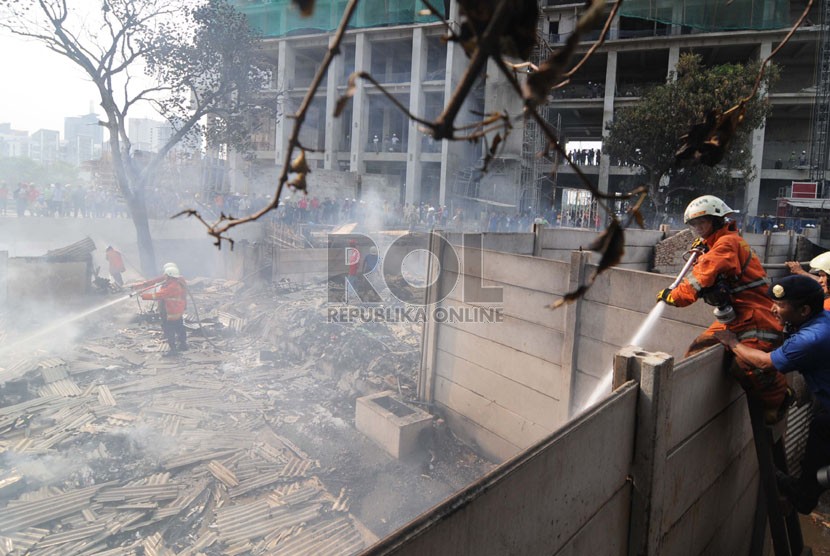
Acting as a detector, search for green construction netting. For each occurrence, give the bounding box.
[234,0,436,38]
[620,0,791,31]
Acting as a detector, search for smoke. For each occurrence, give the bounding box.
[1,451,92,487]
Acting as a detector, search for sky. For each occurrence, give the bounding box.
[0,32,102,137]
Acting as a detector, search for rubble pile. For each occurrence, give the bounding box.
[0,279,492,555]
[653,229,694,275]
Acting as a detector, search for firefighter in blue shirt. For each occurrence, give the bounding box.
[714,274,830,514]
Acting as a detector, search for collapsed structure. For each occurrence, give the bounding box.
[0,215,823,553]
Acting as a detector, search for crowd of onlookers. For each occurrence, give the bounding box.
[0,180,609,234]
[0,182,130,218]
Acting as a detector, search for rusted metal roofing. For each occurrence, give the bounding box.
[43,237,96,262]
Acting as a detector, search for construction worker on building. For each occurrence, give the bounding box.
[786,251,830,311]
[130,263,188,356]
[656,195,791,423]
[714,275,830,514]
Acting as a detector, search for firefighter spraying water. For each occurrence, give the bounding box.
[656,195,792,423]
[579,241,702,412]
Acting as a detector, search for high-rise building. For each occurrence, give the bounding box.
[0,123,29,158]
[64,112,103,165]
[29,129,60,165]
[233,0,822,220]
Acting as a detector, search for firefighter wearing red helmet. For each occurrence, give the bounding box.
[657,195,791,423]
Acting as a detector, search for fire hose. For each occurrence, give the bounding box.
[129,283,226,352]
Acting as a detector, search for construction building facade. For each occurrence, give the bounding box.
[232,0,825,223]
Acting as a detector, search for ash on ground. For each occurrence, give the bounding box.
[0,279,494,555]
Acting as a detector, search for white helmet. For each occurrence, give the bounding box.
[810,252,830,275]
[683,195,734,224]
[163,264,181,278]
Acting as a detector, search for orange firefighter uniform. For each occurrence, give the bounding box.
[668,221,789,413]
[141,276,188,353]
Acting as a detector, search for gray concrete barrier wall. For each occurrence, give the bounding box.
[537,227,665,270]
[443,232,534,255]
[367,348,757,556]
[420,235,716,462]
[272,247,330,284]
[423,247,572,461]
[6,259,90,305]
[362,381,638,556]
[571,261,713,413]
[613,347,757,556]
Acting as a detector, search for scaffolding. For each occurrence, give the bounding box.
[810,0,830,195]
[233,0,436,38]
[620,0,790,32]
[519,26,560,213]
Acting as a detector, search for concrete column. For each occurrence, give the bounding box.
[667,46,680,80]
[439,0,466,207]
[746,41,772,217]
[275,40,296,168]
[670,2,684,35]
[350,33,371,173]
[598,52,617,197]
[405,28,427,205]
[324,36,344,170]
[564,250,590,419]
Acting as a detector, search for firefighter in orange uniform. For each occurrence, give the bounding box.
[657,195,791,422]
[139,264,188,356]
[105,246,127,287]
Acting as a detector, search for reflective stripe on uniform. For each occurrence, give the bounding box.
[731,277,770,294]
[687,274,703,292]
[736,329,782,343]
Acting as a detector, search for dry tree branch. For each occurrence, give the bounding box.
[179,0,361,247]
[744,0,812,103]
[563,0,622,79]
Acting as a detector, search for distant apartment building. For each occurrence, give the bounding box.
[0,123,28,158]
[28,129,60,165]
[64,112,103,165]
[233,0,823,219]
[127,117,179,155]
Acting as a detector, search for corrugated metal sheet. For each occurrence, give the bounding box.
[0,485,103,533]
[785,402,814,477]
[44,237,96,262]
[40,366,69,383]
[268,517,365,556]
[38,378,82,397]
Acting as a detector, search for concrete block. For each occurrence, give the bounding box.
[355,391,432,459]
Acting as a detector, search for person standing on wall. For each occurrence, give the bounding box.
[656,195,791,424]
[785,252,830,311]
[714,275,830,514]
[105,246,127,287]
[135,264,188,356]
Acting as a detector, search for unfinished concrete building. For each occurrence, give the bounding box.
[232,0,826,226]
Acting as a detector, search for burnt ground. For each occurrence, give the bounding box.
[0,279,494,555]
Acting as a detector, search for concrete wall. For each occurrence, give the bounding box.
[420,236,712,462]
[538,227,665,270]
[6,259,90,305]
[0,216,267,279]
[273,247,330,284]
[364,348,758,556]
[421,245,572,460]
[570,259,713,412]
[362,381,638,556]
[612,347,758,556]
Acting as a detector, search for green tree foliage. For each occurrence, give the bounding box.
[0,157,79,187]
[604,53,776,223]
[0,0,269,274]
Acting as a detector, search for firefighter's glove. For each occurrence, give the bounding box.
[657,288,676,306]
[690,237,707,252]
